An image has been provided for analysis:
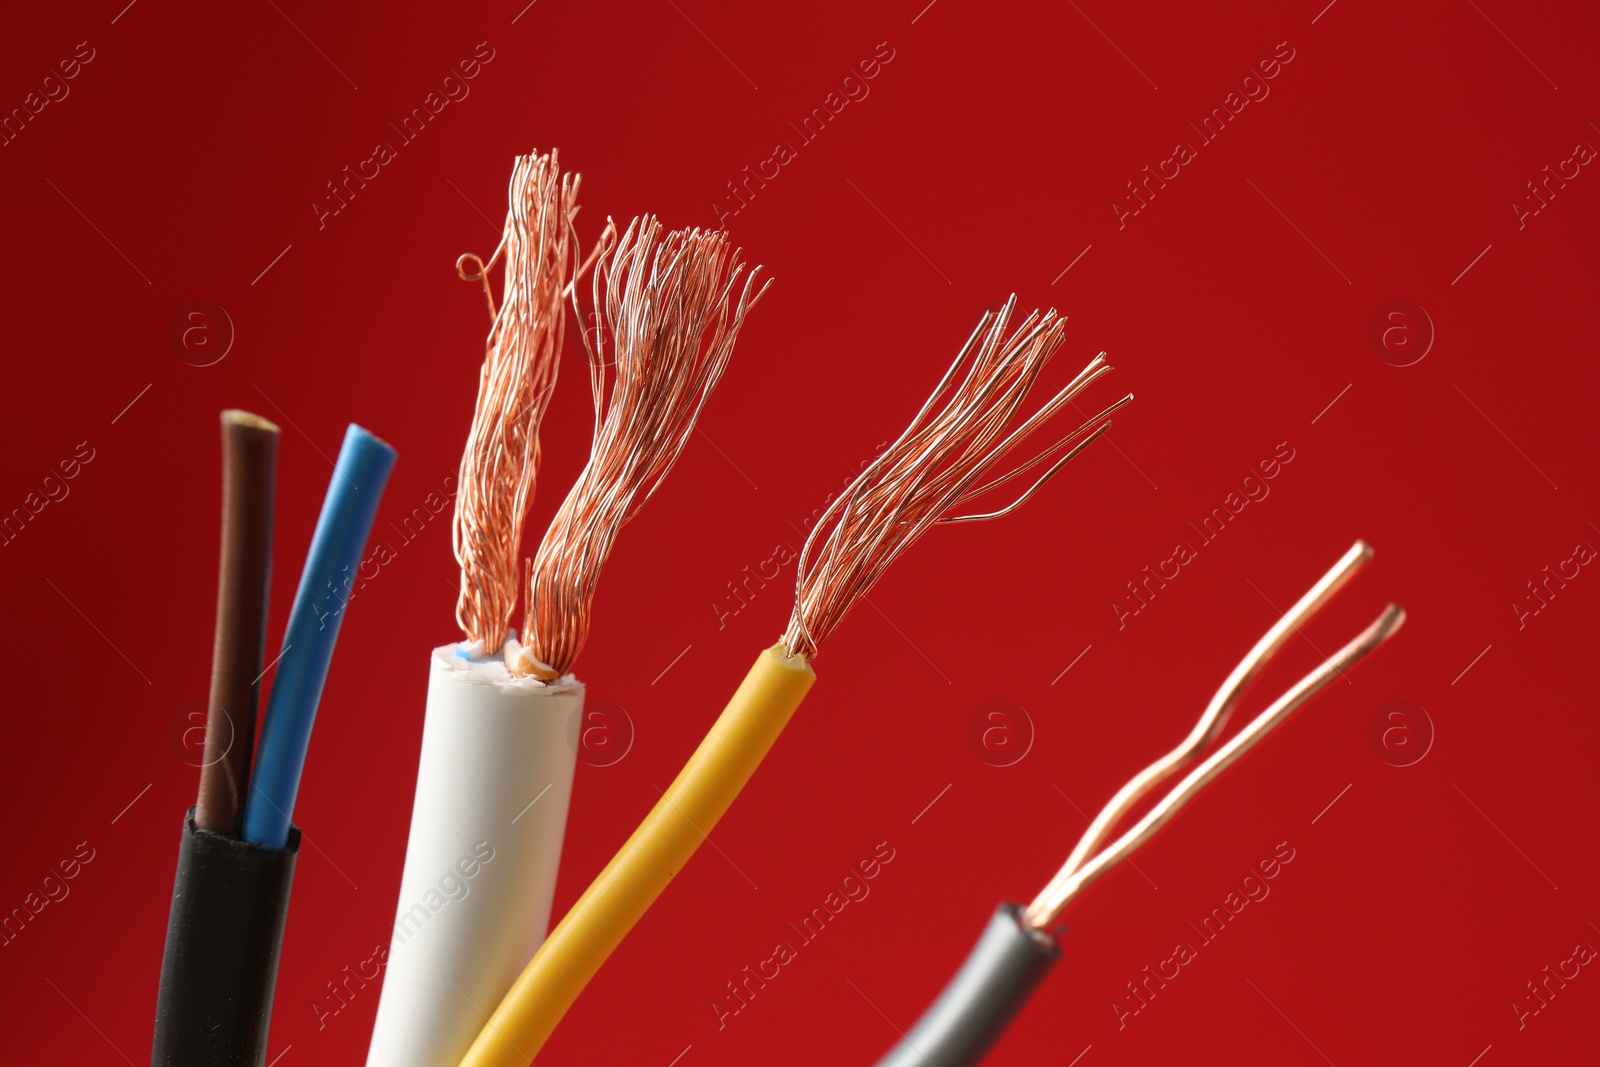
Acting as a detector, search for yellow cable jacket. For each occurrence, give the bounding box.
[458,643,817,1067]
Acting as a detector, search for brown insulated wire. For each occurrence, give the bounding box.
[195,410,279,834]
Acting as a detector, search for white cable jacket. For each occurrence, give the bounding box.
[365,641,582,1067]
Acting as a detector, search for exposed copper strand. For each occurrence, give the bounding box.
[456,250,501,320]
[941,418,1116,524]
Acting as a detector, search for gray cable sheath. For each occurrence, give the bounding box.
[871,903,1060,1067]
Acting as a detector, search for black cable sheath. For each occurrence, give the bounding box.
[151,808,300,1067]
[871,903,1060,1067]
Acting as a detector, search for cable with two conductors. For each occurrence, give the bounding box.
[369,209,765,1067]
[868,541,1405,1067]
[154,417,396,1067]
[366,152,597,1067]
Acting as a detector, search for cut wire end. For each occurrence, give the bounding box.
[453,151,583,653]
[783,295,1131,661]
[509,217,768,678]
[1022,540,1405,931]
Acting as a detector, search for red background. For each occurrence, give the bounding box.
[2,1,1597,1064]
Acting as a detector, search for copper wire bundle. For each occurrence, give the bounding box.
[507,217,768,678]
[365,152,606,1067]
[454,294,1132,1067]
[452,151,581,652]
[783,295,1133,660]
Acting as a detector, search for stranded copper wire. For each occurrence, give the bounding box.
[452,151,581,653]
[784,296,1132,660]
[509,217,768,678]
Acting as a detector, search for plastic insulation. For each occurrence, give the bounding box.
[871,904,1060,1067]
[242,424,397,848]
[196,410,279,834]
[151,808,301,1066]
[457,643,816,1067]
[364,642,583,1067]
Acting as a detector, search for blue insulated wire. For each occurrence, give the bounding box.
[242,424,396,848]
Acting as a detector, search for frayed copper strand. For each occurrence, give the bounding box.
[508,217,769,677]
[782,295,1132,661]
[452,151,581,652]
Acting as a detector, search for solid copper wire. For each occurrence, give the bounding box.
[508,217,768,678]
[1022,543,1407,930]
[195,410,279,835]
[452,151,581,652]
[1048,541,1374,885]
[782,296,1131,661]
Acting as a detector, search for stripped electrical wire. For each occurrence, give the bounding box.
[368,199,769,1067]
[1024,540,1402,928]
[787,295,1130,660]
[453,150,581,653]
[456,295,1128,1067]
[507,216,768,679]
[368,151,597,1067]
[868,540,1406,1067]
